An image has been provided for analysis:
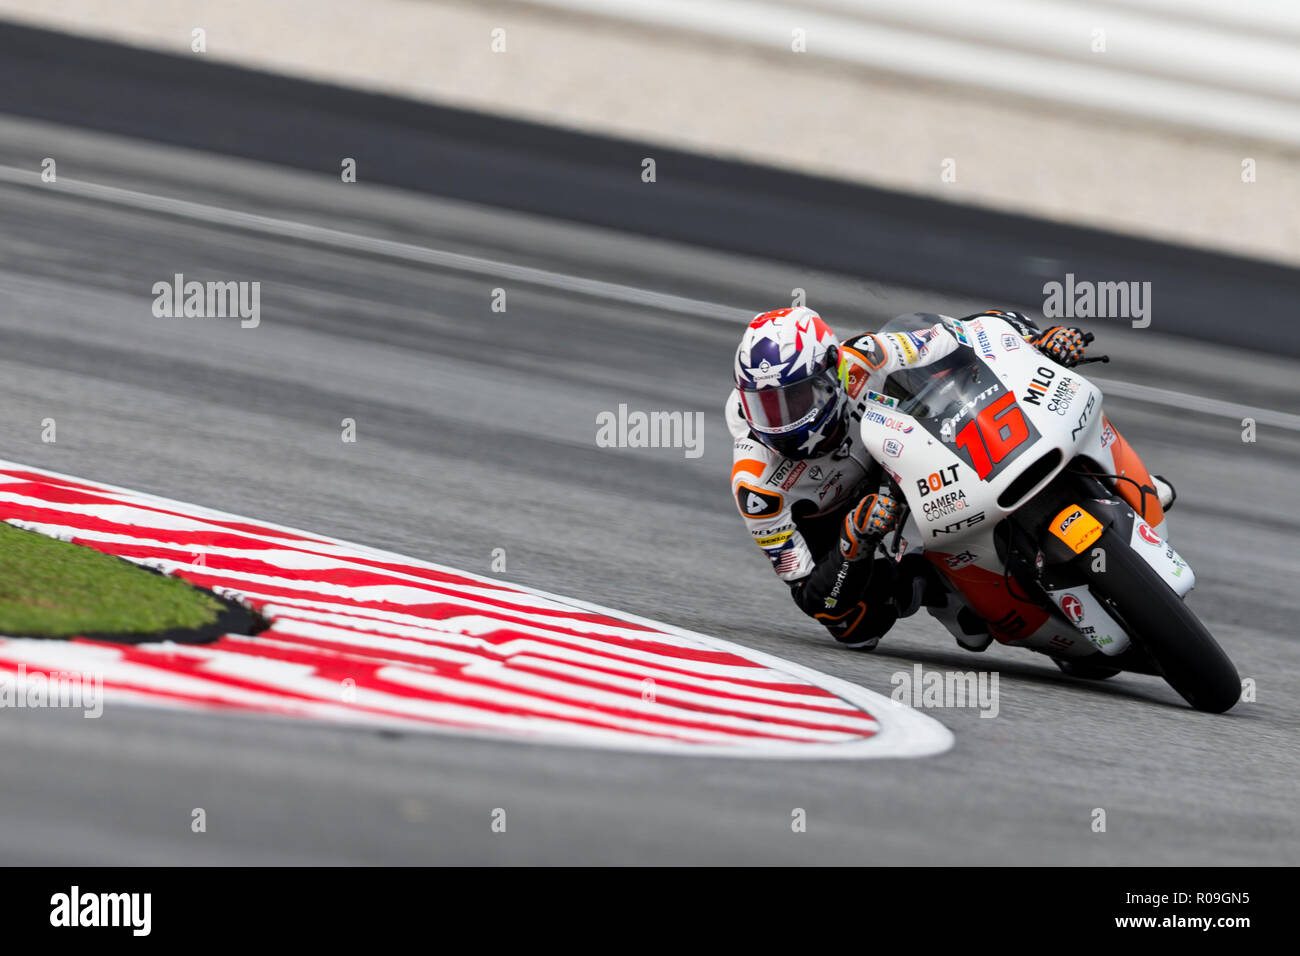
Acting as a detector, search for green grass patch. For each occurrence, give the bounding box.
[0,522,225,637]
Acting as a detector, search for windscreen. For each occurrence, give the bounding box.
[874,313,1042,482]
[875,314,990,421]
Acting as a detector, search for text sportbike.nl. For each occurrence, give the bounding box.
[1114,915,1250,930]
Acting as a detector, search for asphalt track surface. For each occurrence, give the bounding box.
[0,115,1297,865]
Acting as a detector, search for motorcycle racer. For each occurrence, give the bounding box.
[726,306,1175,650]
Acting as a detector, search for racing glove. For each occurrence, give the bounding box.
[839,493,900,561]
[1033,326,1093,367]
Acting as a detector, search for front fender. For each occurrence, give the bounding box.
[1043,498,1195,598]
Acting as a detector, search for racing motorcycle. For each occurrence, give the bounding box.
[860,313,1240,713]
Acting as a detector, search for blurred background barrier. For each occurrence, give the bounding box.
[3,20,1298,354]
[1,0,1298,268]
[529,0,1300,145]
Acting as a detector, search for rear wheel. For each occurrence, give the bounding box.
[1080,527,1240,712]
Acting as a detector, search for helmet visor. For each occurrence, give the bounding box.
[739,369,839,436]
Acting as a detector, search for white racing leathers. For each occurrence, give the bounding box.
[727,314,1035,645]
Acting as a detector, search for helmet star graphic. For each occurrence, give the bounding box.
[745,358,790,388]
[786,326,821,375]
[797,410,835,454]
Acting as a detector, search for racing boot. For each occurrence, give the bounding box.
[893,552,947,619]
[894,554,997,651]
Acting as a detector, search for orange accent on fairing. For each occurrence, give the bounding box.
[1103,416,1165,526]
[926,554,1050,645]
[731,458,766,483]
[1048,505,1104,554]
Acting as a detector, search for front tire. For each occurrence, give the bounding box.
[1080,527,1240,713]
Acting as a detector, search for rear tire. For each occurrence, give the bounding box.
[1080,527,1240,713]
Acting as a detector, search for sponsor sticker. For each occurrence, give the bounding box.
[1070,392,1096,439]
[817,469,845,502]
[1060,594,1085,623]
[921,489,969,521]
[864,409,915,433]
[908,328,939,356]
[889,333,919,365]
[866,389,898,409]
[883,438,903,458]
[1023,366,1056,407]
[1046,376,1082,416]
[777,461,807,490]
[930,511,987,537]
[943,550,977,570]
[768,459,794,486]
[1049,504,1103,553]
[914,465,961,497]
[937,384,1001,441]
[844,363,869,399]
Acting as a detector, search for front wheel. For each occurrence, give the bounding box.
[1080,527,1240,713]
